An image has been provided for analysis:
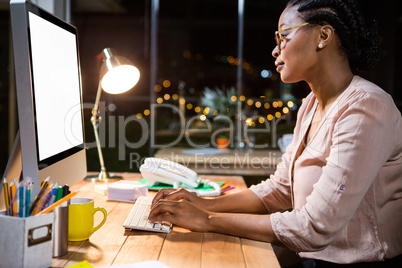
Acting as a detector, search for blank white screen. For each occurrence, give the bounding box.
[29,12,84,161]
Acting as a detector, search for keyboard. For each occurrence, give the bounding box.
[123,195,172,233]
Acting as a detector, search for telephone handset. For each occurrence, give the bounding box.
[139,158,221,197]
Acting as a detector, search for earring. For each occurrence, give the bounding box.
[318,43,324,49]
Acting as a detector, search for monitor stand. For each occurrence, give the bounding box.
[0,131,22,211]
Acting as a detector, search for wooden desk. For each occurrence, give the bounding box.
[51,173,280,268]
[155,147,283,176]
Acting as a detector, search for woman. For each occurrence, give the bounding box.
[149,0,402,266]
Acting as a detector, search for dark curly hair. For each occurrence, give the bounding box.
[286,0,379,72]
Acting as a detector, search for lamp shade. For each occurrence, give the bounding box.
[99,48,140,94]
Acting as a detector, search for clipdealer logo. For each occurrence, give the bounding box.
[64,101,287,165]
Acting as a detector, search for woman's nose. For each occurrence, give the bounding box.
[272,45,280,58]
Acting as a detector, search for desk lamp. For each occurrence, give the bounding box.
[86,48,140,182]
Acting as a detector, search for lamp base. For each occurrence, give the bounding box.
[84,170,122,182]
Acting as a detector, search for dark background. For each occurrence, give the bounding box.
[0,0,401,177]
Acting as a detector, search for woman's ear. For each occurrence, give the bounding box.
[318,25,335,49]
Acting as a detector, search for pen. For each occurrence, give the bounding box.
[221,185,235,192]
[46,186,58,207]
[41,189,53,210]
[220,183,229,189]
[37,190,78,215]
[62,185,70,197]
[55,186,63,202]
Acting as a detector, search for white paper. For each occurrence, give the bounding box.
[107,181,148,202]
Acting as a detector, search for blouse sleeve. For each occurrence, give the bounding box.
[249,141,293,213]
[270,92,398,252]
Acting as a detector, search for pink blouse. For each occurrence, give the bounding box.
[250,76,402,263]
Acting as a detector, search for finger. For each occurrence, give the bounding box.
[149,200,179,221]
[152,188,189,208]
[166,188,199,202]
[164,188,189,200]
[151,188,175,208]
[150,213,174,224]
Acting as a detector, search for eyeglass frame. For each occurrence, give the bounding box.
[275,22,310,51]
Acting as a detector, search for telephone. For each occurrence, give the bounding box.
[139,158,221,197]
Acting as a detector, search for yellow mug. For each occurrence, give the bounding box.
[68,197,107,241]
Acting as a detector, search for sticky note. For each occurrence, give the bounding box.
[67,260,94,268]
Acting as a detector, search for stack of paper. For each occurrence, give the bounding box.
[107,181,148,202]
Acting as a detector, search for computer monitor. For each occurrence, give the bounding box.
[1,0,87,204]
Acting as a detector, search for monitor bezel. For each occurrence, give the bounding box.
[26,2,85,169]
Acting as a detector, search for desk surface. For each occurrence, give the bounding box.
[155,147,283,176]
[51,173,280,268]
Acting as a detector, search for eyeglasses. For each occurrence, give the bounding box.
[275,22,309,51]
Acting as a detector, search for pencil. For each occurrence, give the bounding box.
[10,184,19,217]
[10,181,17,216]
[25,183,31,217]
[2,179,10,215]
[19,184,24,217]
[32,187,51,215]
[30,177,50,214]
[37,190,78,215]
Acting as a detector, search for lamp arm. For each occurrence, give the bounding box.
[91,82,108,177]
[92,82,103,123]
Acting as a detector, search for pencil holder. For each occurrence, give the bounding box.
[0,210,53,268]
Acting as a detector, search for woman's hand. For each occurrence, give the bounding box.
[148,198,212,232]
[149,188,278,243]
[151,188,207,209]
[149,196,278,243]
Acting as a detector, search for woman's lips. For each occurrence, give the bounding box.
[275,61,284,72]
